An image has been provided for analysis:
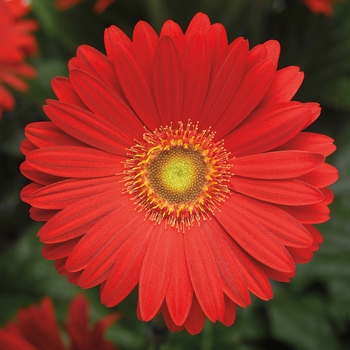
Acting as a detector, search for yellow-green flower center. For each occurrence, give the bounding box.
[149,148,207,203]
[124,122,231,231]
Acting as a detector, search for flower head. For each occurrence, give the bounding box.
[301,0,340,16]
[0,295,119,350]
[0,0,38,118]
[20,13,338,334]
[55,0,115,13]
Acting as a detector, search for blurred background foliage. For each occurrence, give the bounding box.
[0,0,350,349]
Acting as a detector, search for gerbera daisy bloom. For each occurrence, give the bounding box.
[0,294,119,350]
[0,0,38,118]
[301,0,340,16]
[55,0,115,13]
[20,12,338,334]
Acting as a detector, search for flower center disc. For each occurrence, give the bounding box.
[124,122,231,231]
[149,148,207,203]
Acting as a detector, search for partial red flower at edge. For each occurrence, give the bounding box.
[55,0,115,13]
[0,0,38,118]
[0,295,119,350]
[301,0,340,16]
[20,12,338,334]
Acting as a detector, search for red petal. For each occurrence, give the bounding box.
[225,103,313,157]
[68,69,145,141]
[205,23,228,68]
[213,58,277,137]
[132,21,158,85]
[230,177,324,206]
[165,231,193,326]
[112,42,162,130]
[278,203,330,224]
[100,219,155,307]
[181,32,210,123]
[75,45,123,96]
[138,225,175,321]
[184,225,225,322]
[25,121,87,148]
[202,219,251,307]
[104,25,131,60]
[259,66,304,107]
[231,151,325,179]
[152,36,183,125]
[183,295,207,335]
[42,237,81,260]
[21,182,43,203]
[37,189,124,243]
[74,206,147,289]
[215,194,296,272]
[220,295,236,326]
[27,146,125,178]
[28,176,120,209]
[160,20,186,56]
[29,207,59,222]
[51,77,86,108]
[20,162,64,185]
[185,12,211,39]
[20,139,37,155]
[275,132,336,157]
[298,163,338,188]
[197,37,248,127]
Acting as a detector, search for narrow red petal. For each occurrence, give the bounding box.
[213,58,277,137]
[68,69,145,141]
[104,25,131,60]
[21,182,43,203]
[152,36,183,125]
[275,132,336,157]
[27,146,125,178]
[202,219,251,307]
[215,194,296,272]
[76,206,148,289]
[29,208,59,222]
[160,20,186,56]
[230,177,324,206]
[139,225,175,321]
[37,189,123,243]
[231,151,325,179]
[75,45,123,96]
[132,21,158,85]
[183,295,207,335]
[259,66,304,106]
[185,12,211,39]
[112,42,162,130]
[20,162,64,185]
[25,121,87,148]
[184,225,225,322]
[220,295,236,327]
[197,37,248,127]
[278,203,330,224]
[51,77,86,108]
[225,103,313,157]
[28,176,120,209]
[42,237,81,260]
[100,219,155,307]
[205,23,228,68]
[165,231,193,326]
[180,32,210,123]
[298,163,338,188]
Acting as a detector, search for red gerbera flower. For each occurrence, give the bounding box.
[55,0,115,13]
[20,13,338,334]
[301,0,340,16]
[0,295,119,350]
[0,0,38,118]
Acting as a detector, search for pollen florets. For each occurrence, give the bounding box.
[123,122,231,231]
